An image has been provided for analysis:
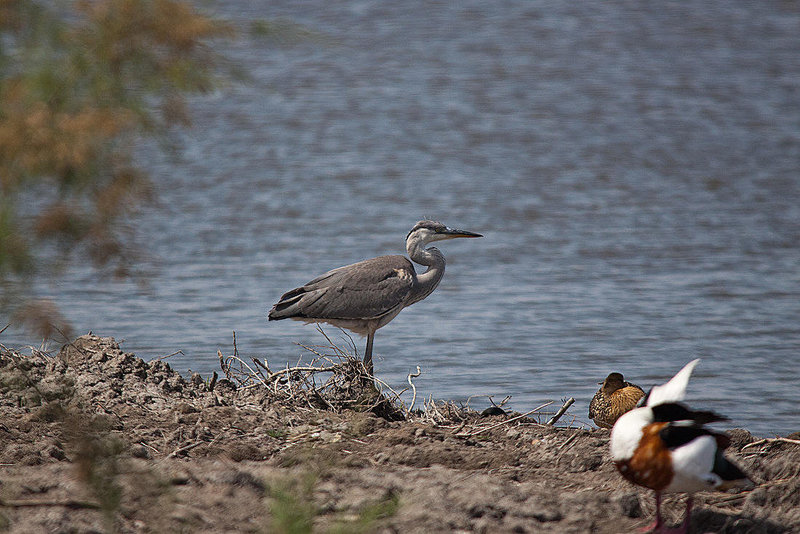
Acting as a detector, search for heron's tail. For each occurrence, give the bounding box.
[268,287,307,320]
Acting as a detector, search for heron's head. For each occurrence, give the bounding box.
[406,220,483,247]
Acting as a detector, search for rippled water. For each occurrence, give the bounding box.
[6,1,800,436]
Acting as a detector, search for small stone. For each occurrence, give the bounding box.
[21,452,43,466]
[131,445,152,459]
[616,492,642,518]
[518,498,562,523]
[175,402,198,414]
[505,428,522,440]
[568,454,603,472]
[226,443,266,462]
[47,445,66,461]
[468,504,506,519]
[170,473,191,485]
[227,470,266,492]
[214,379,237,393]
[532,509,562,523]
[745,487,767,507]
[318,430,342,443]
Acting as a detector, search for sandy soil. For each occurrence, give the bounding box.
[0,335,798,533]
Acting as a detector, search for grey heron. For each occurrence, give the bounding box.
[268,220,482,374]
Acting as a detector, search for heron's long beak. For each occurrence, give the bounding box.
[441,227,483,239]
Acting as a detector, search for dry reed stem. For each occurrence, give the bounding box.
[741,437,800,451]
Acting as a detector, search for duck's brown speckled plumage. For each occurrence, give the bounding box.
[589,372,645,428]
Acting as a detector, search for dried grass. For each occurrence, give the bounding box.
[217,327,583,430]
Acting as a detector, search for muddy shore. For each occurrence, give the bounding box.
[0,335,797,533]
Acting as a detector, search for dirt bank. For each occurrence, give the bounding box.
[1,335,797,533]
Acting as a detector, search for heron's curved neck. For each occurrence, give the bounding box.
[406,237,446,305]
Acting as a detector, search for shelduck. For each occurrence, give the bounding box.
[610,360,752,533]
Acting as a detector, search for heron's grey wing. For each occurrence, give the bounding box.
[269,255,415,320]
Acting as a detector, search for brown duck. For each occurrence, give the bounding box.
[589,372,645,428]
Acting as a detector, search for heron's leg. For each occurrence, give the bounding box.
[364,333,374,375]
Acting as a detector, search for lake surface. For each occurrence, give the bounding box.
[6,1,800,436]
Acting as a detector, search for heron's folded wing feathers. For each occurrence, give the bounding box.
[272,255,415,320]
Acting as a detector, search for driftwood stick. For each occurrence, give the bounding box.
[546,397,575,426]
[462,401,554,437]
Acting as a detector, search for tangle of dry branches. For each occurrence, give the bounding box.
[217,327,406,420]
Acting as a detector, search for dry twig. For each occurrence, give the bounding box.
[217,327,406,419]
[558,430,580,452]
[148,350,184,363]
[489,395,512,408]
[459,401,554,437]
[546,397,575,426]
[741,437,800,451]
